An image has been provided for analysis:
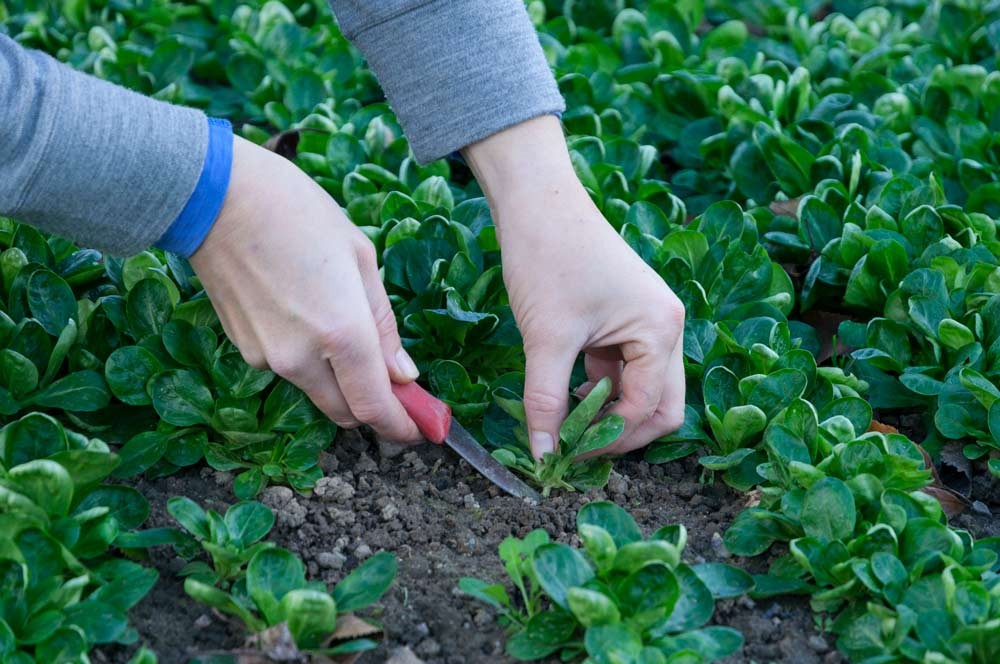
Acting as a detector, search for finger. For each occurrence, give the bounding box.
[357,243,419,384]
[323,282,422,443]
[607,340,685,454]
[291,361,360,429]
[606,337,669,445]
[523,338,580,461]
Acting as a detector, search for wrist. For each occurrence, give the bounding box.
[156,117,234,258]
[462,115,587,222]
[190,135,267,266]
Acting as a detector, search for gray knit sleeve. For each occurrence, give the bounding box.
[329,0,565,164]
[0,34,207,256]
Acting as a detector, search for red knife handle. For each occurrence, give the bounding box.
[392,381,452,444]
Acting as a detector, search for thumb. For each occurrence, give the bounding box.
[523,341,578,460]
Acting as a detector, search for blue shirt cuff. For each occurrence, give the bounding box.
[156,118,234,257]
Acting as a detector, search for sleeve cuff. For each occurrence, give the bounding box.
[342,0,565,164]
[155,117,233,257]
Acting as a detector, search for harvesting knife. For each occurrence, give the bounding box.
[391,382,542,502]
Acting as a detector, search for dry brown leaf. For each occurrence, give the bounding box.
[868,420,899,435]
[911,442,971,518]
[328,614,382,643]
[922,486,971,519]
[769,197,802,217]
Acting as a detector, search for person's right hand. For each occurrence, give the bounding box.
[188,135,422,442]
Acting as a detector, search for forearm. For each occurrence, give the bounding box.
[462,115,590,232]
[0,34,207,255]
[329,0,565,164]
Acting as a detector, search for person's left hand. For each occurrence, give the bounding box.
[463,116,686,459]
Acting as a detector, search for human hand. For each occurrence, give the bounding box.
[463,116,685,459]
[189,136,421,442]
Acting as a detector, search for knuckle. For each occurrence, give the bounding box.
[372,301,398,336]
[522,389,565,417]
[659,407,686,435]
[350,401,385,426]
[264,352,306,380]
[652,296,685,331]
[316,325,358,358]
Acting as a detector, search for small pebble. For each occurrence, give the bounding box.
[354,543,372,559]
[355,453,379,474]
[808,635,830,652]
[313,476,355,502]
[193,614,212,630]
[386,646,425,664]
[317,551,346,570]
[710,531,731,558]
[377,436,410,459]
[416,638,442,657]
[382,502,400,521]
[463,493,480,510]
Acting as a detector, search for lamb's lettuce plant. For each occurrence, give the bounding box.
[462,501,749,663]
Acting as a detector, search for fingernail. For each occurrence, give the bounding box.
[531,431,555,459]
[396,349,420,380]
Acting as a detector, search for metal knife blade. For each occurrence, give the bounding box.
[443,421,542,502]
[391,381,542,502]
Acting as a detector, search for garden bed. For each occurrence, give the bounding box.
[110,428,1000,664]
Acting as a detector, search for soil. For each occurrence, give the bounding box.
[99,426,1000,664]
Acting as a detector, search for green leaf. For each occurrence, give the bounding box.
[0,349,38,399]
[0,412,67,466]
[247,547,306,625]
[75,485,149,530]
[531,543,595,609]
[332,551,397,613]
[126,279,174,338]
[584,624,643,664]
[147,37,195,86]
[613,540,681,574]
[938,318,974,350]
[615,562,680,630]
[721,404,767,448]
[458,577,510,610]
[654,564,714,633]
[224,502,274,548]
[105,347,163,406]
[149,370,212,426]
[261,381,317,432]
[63,599,128,644]
[567,587,620,627]
[29,371,109,411]
[167,496,210,540]
[27,269,76,336]
[560,377,613,446]
[183,578,263,631]
[578,524,617,573]
[800,477,856,542]
[577,501,642,548]
[655,626,744,660]
[691,563,754,599]
[574,415,624,456]
[280,588,337,650]
[506,611,575,660]
[8,459,72,516]
[113,431,168,478]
